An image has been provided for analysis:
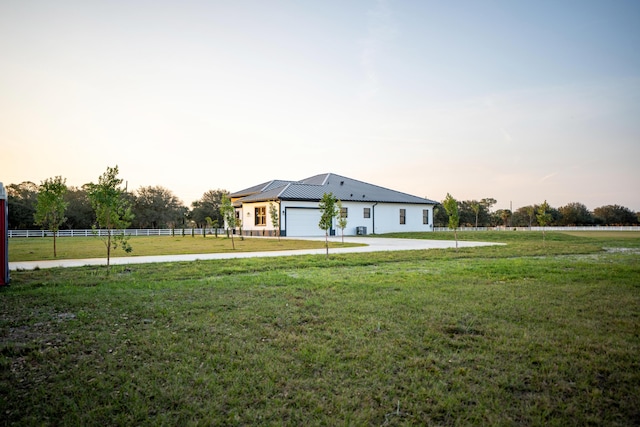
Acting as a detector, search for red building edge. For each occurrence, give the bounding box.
[0,182,9,286]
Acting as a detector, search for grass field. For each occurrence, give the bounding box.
[1,231,639,425]
[8,235,361,262]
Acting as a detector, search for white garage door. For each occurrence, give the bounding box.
[285,208,324,236]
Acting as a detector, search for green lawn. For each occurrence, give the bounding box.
[8,235,361,262]
[1,232,639,426]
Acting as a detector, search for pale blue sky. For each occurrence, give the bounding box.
[2,0,639,210]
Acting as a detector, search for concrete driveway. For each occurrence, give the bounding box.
[9,236,501,271]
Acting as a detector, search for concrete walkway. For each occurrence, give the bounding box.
[9,237,501,271]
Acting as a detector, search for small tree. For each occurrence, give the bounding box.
[470,201,481,230]
[220,194,236,249]
[237,218,244,241]
[86,166,134,273]
[318,192,339,258]
[442,193,459,251]
[205,216,219,238]
[526,206,535,229]
[336,199,347,243]
[34,176,68,258]
[498,209,512,228]
[269,202,280,241]
[536,200,552,245]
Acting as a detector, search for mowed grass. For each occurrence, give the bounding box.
[8,235,360,262]
[1,232,639,426]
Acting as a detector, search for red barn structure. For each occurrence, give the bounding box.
[0,182,8,286]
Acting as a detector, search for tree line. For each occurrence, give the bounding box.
[6,172,639,230]
[8,166,253,270]
[432,198,640,228]
[6,176,229,231]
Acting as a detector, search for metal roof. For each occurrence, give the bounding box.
[229,180,293,198]
[232,173,436,205]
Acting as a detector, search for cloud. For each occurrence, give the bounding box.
[539,172,558,183]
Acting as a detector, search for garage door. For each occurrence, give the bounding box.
[285,208,324,237]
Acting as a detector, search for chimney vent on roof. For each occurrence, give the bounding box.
[340,181,344,185]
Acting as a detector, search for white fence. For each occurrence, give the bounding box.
[8,228,226,238]
[433,226,640,232]
[8,226,640,238]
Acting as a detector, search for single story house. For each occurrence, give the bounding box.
[229,173,437,237]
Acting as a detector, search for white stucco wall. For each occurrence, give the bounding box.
[238,200,434,236]
[237,201,280,235]
[371,203,433,234]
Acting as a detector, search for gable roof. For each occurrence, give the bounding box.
[230,173,436,205]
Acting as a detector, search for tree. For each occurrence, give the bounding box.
[512,205,536,228]
[34,176,68,257]
[470,201,481,229]
[458,198,495,228]
[593,205,638,225]
[190,189,228,228]
[318,192,339,258]
[131,186,185,229]
[205,216,219,237]
[457,200,476,227]
[536,200,552,244]
[269,202,280,241]
[336,199,348,243]
[496,209,512,228]
[86,166,134,272]
[481,198,497,211]
[433,203,449,227]
[64,186,94,229]
[558,202,594,226]
[7,181,38,229]
[220,194,236,249]
[442,193,459,250]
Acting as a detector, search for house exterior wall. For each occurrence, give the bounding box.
[235,201,280,236]
[371,203,433,234]
[238,200,434,236]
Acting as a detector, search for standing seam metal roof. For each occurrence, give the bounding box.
[232,173,436,205]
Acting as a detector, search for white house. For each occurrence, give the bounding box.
[229,173,436,237]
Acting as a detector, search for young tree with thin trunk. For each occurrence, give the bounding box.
[443,193,460,251]
[34,176,68,258]
[220,194,236,249]
[205,216,219,238]
[269,202,280,241]
[86,166,134,273]
[470,201,480,230]
[336,199,347,243]
[318,192,338,259]
[536,200,552,245]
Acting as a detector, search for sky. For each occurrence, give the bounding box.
[2,0,639,211]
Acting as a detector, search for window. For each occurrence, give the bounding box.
[255,206,266,226]
[340,207,348,218]
[363,207,370,218]
[423,209,429,225]
[400,209,406,225]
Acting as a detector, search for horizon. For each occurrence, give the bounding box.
[1,170,635,213]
